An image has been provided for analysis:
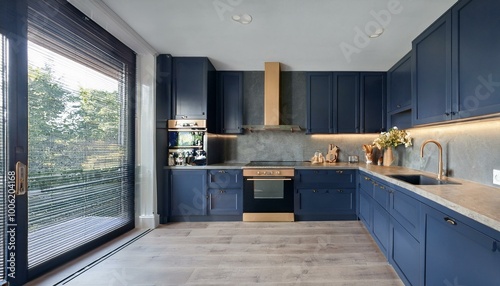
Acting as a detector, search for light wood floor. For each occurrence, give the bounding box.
[32,221,404,285]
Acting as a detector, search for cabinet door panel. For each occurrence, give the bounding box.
[425,206,500,285]
[170,170,206,216]
[372,201,390,257]
[358,187,372,230]
[361,73,386,133]
[306,73,333,133]
[388,54,412,112]
[218,72,243,134]
[391,190,421,240]
[453,0,500,119]
[296,188,354,215]
[334,73,359,133]
[208,188,242,215]
[392,219,421,286]
[296,170,355,187]
[413,12,452,125]
[208,169,242,189]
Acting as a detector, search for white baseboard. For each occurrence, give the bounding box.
[136,214,160,229]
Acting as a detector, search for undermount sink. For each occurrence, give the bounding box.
[388,174,461,185]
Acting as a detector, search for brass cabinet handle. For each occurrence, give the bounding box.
[218,170,226,174]
[337,189,343,193]
[219,190,225,194]
[444,217,457,226]
[312,189,317,193]
[336,170,344,174]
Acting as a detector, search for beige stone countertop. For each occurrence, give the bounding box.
[359,164,500,233]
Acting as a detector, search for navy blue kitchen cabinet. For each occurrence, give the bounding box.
[451,0,500,119]
[306,72,386,134]
[334,72,360,133]
[371,178,392,258]
[387,53,412,129]
[306,73,333,134]
[412,11,452,125]
[216,71,243,134]
[358,172,424,285]
[170,170,207,218]
[360,72,386,133]
[172,57,216,130]
[358,185,372,229]
[207,169,243,216]
[207,188,242,216]
[391,218,421,286]
[413,0,500,126]
[425,205,500,286]
[295,169,356,220]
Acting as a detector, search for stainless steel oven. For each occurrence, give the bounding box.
[243,163,295,222]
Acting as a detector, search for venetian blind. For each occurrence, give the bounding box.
[26,0,135,272]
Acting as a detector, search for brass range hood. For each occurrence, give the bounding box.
[243,62,301,132]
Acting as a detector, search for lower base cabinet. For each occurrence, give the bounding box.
[170,170,207,217]
[391,219,421,286]
[168,169,243,221]
[425,206,500,286]
[208,188,242,215]
[372,201,390,257]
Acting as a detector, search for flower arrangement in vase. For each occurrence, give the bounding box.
[373,127,412,166]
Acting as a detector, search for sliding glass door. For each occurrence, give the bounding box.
[25,0,136,279]
[1,0,135,284]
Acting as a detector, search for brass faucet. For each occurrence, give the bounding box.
[420,139,443,180]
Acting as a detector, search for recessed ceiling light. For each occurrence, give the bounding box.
[369,28,384,38]
[232,14,252,24]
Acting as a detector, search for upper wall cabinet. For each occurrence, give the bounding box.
[387,53,412,129]
[156,54,173,123]
[306,72,386,134]
[360,72,386,133]
[172,57,216,130]
[412,11,452,126]
[451,0,500,119]
[216,71,243,134]
[413,0,500,125]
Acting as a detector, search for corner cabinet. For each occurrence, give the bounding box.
[387,52,412,129]
[295,169,357,220]
[216,71,243,134]
[172,57,216,131]
[306,72,385,134]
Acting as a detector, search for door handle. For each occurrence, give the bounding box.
[16,161,27,196]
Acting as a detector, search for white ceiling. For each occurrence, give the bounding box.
[101,0,457,71]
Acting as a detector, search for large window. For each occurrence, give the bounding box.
[27,0,135,272]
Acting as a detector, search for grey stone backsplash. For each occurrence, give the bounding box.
[221,71,500,187]
[222,119,500,187]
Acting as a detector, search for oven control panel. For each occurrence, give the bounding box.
[243,169,295,177]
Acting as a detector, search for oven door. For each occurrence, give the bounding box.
[243,177,294,213]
